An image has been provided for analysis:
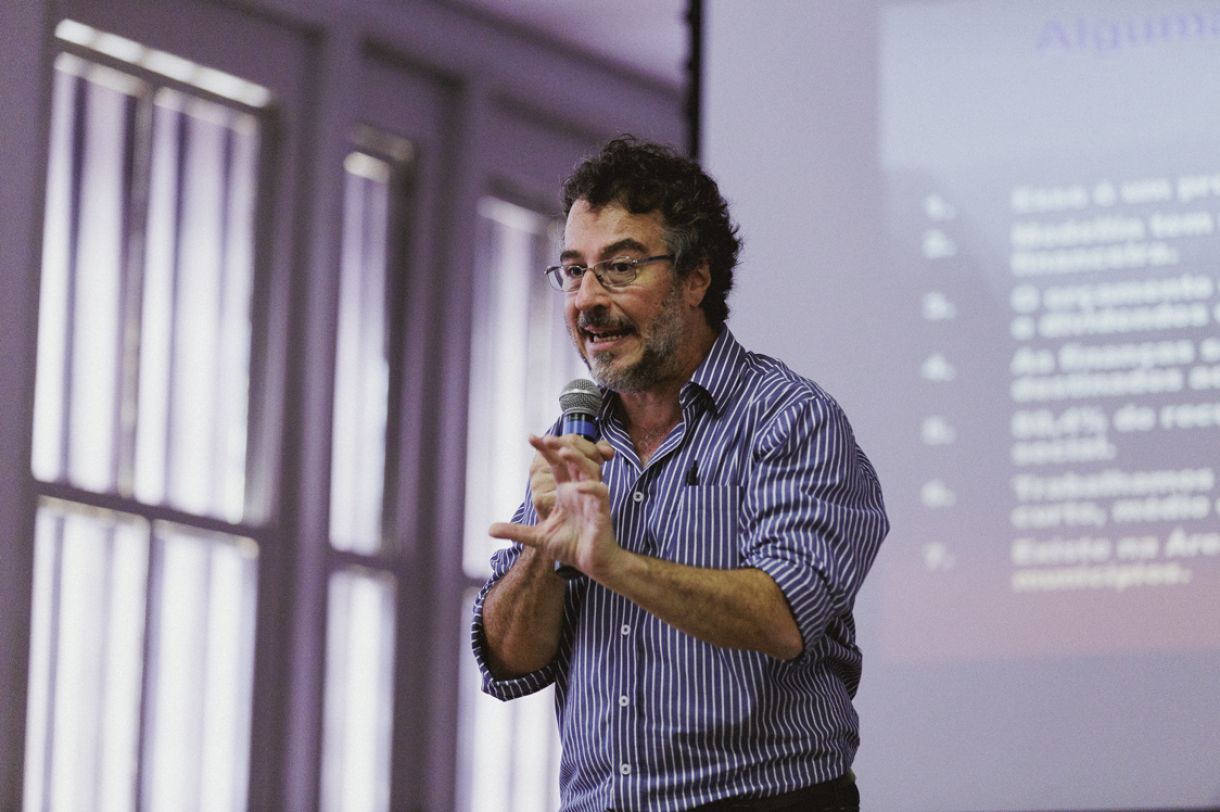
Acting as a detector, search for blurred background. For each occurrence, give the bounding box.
[1,2,688,810]
[2,1,1218,811]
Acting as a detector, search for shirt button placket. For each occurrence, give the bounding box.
[613,606,631,803]
[614,479,646,801]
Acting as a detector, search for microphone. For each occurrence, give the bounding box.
[559,378,601,442]
[553,379,602,579]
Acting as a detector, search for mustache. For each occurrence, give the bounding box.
[577,308,634,332]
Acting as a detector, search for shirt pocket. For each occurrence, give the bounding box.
[652,485,743,569]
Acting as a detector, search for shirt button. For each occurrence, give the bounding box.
[620,763,631,776]
[632,491,644,503]
[618,695,629,707]
[620,624,630,636]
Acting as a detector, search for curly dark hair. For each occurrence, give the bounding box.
[561,136,741,330]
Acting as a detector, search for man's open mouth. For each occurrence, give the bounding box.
[581,326,634,347]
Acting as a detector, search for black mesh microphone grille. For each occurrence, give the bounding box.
[559,378,602,416]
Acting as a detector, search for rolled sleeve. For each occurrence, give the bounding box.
[742,395,889,660]
[470,550,561,699]
[469,497,563,700]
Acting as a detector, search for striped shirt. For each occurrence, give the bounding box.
[472,328,889,811]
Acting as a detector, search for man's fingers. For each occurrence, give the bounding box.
[530,436,600,484]
[531,434,615,464]
[555,445,603,482]
[528,435,572,482]
[567,479,611,504]
[489,521,539,548]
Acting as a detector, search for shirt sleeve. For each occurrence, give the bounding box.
[741,393,889,663]
[469,493,564,700]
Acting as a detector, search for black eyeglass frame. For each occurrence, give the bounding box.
[543,254,675,292]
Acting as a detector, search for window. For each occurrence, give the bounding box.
[24,24,270,809]
[456,197,583,812]
[320,141,413,812]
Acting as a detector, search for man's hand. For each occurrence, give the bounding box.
[527,435,614,520]
[495,434,620,576]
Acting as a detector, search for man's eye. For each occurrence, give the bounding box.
[562,265,586,278]
[605,260,636,274]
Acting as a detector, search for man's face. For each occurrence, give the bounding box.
[561,199,707,394]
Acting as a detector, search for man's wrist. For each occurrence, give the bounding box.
[519,545,562,576]
[587,544,641,591]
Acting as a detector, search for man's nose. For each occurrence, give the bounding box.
[572,267,611,310]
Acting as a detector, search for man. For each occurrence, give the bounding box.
[471,136,888,811]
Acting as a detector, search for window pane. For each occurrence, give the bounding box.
[134,90,260,523]
[456,588,560,812]
[462,198,580,579]
[31,59,143,492]
[24,500,149,812]
[31,65,76,486]
[329,153,394,554]
[321,568,397,812]
[142,523,258,811]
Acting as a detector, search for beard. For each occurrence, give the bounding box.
[573,281,686,394]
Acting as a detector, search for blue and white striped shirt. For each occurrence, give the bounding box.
[472,328,889,811]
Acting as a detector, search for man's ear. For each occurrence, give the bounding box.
[684,260,712,308]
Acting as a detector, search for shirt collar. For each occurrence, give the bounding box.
[680,327,745,416]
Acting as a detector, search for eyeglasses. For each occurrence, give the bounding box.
[543,254,674,292]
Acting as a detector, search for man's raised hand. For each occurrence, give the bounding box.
[493,434,618,576]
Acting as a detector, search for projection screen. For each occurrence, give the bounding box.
[702,1,1220,809]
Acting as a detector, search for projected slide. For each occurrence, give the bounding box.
[879,0,1220,660]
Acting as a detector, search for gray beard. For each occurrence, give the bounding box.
[587,339,675,393]
[582,283,685,394]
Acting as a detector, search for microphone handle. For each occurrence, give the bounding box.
[560,412,598,440]
[554,412,598,580]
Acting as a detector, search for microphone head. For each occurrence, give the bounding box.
[559,378,602,416]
